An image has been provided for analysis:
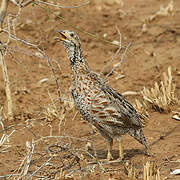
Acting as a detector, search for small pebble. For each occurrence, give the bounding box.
[172,114,180,121]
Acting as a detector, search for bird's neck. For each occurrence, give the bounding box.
[67,46,89,74]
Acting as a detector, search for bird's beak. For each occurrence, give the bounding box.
[56,30,67,41]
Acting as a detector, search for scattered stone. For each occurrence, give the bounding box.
[38,78,49,84]
[103,33,107,38]
[170,169,180,175]
[112,40,120,46]
[172,114,180,121]
[122,91,139,96]
[115,74,125,80]
[35,52,43,58]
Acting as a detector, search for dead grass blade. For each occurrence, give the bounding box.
[144,161,161,180]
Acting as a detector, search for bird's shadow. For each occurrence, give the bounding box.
[86,148,148,161]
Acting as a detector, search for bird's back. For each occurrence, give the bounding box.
[70,69,145,141]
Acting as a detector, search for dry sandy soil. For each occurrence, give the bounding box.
[0,0,180,179]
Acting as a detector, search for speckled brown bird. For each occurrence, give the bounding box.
[57,30,148,160]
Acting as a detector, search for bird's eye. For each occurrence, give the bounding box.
[70,33,74,37]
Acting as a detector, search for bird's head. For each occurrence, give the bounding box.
[57,30,81,50]
[56,30,83,66]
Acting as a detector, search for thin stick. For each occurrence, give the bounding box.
[27,157,53,180]
[37,0,90,9]
[100,26,122,76]
[0,0,8,31]
[33,1,134,55]
[0,43,13,117]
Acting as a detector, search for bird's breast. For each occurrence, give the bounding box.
[70,74,98,118]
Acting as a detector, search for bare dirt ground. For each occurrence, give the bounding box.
[0,0,180,179]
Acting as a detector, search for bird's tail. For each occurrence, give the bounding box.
[128,128,148,149]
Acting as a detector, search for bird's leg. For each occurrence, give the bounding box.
[144,145,151,156]
[117,137,123,160]
[107,138,113,160]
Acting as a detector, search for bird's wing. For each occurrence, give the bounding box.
[90,83,142,129]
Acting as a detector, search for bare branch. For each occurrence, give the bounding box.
[37,0,90,9]
[0,0,9,31]
[27,157,53,180]
[100,26,122,77]
[0,42,13,117]
[4,30,61,93]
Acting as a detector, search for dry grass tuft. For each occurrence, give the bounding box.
[145,0,174,23]
[135,66,178,115]
[123,161,161,180]
[144,161,160,180]
[124,161,138,179]
[141,66,177,113]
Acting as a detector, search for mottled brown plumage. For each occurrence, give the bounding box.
[57,30,148,160]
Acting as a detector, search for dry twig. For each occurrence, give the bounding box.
[0,0,8,31]
[0,43,13,117]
